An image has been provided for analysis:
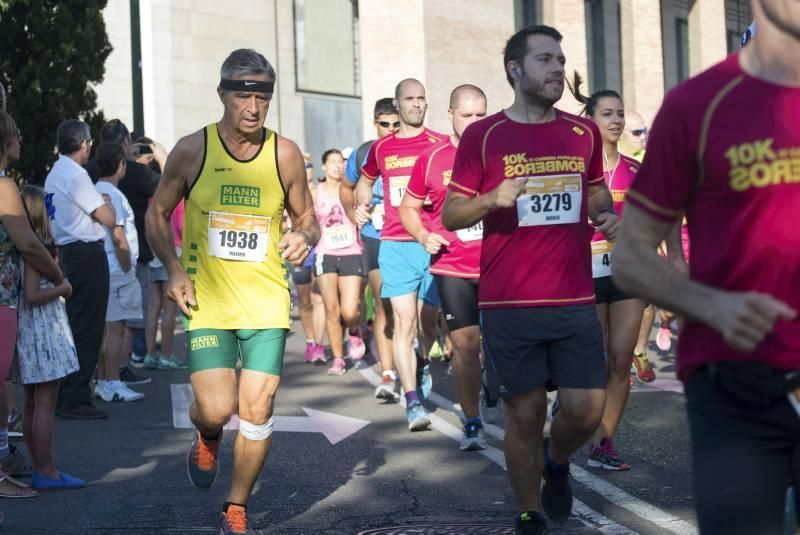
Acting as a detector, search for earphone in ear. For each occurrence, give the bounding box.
[512,66,522,80]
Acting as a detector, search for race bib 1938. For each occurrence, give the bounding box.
[390,176,410,207]
[371,203,385,230]
[208,211,271,262]
[591,239,614,278]
[517,175,582,227]
[323,224,356,250]
[456,220,483,242]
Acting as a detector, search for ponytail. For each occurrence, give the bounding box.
[566,70,622,118]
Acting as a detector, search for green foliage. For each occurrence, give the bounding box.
[0,0,112,183]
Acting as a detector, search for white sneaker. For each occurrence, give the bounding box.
[96,380,144,402]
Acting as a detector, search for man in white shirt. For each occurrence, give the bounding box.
[94,142,146,403]
[45,119,116,420]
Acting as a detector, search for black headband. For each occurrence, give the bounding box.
[219,78,275,93]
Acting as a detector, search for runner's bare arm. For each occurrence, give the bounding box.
[146,131,203,316]
[352,174,375,226]
[399,194,448,254]
[587,183,620,241]
[441,179,524,231]
[277,136,320,266]
[614,204,796,352]
[340,178,358,225]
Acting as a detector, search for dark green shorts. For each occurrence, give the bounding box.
[186,328,288,376]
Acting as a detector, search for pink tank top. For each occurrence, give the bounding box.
[315,182,362,256]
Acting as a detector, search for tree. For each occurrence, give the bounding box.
[0,0,112,183]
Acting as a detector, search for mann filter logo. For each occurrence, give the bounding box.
[220,185,260,207]
[191,335,219,351]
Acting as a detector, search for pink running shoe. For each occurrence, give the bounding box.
[303,342,315,363]
[656,327,672,351]
[311,344,327,364]
[327,358,347,376]
[348,333,366,360]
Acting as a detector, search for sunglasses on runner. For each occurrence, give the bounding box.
[377,121,400,129]
[631,128,648,137]
[304,163,313,169]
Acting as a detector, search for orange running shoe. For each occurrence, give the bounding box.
[187,430,221,488]
[632,352,656,383]
[220,504,254,535]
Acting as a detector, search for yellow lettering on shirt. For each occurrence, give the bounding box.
[384,155,418,170]
[442,169,452,186]
[501,153,586,178]
[727,138,800,192]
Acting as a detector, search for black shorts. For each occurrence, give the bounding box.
[434,275,479,331]
[290,264,313,285]
[481,304,607,400]
[363,235,381,273]
[593,276,631,304]
[315,253,365,277]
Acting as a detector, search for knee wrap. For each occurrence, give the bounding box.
[238,417,274,440]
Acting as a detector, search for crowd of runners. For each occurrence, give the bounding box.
[0,1,797,534]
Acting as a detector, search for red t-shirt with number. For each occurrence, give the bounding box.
[406,140,481,279]
[626,53,800,380]
[449,110,604,308]
[362,128,447,241]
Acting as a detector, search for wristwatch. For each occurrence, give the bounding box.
[297,230,313,252]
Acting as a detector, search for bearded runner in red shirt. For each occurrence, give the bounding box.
[352,79,447,432]
[442,26,619,534]
[613,2,800,533]
[399,84,487,452]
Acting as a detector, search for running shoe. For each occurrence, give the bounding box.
[548,395,560,422]
[327,358,347,376]
[348,333,366,360]
[0,444,33,477]
[632,352,656,383]
[142,352,161,369]
[95,380,145,402]
[31,471,86,490]
[405,401,431,432]
[515,512,548,534]
[417,362,432,400]
[158,355,189,370]
[480,391,502,425]
[220,504,255,535]
[656,326,672,351]
[119,366,152,385]
[311,344,327,364]
[375,373,399,400]
[129,352,146,369]
[187,430,221,488]
[428,339,446,360]
[587,438,631,471]
[541,438,573,524]
[459,421,487,451]
[303,342,315,363]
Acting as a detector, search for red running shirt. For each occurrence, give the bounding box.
[449,110,604,308]
[626,53,800,380]
[591,155,640,278]
[406,140,481,279]
[362,128,447,241]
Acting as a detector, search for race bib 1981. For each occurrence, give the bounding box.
[371,203,385,230]
[208,211,271,262]
[323,224,356,250]
[390,176,410,207]
[516,175,582,227]
[591,239,614,278]
[456,220,483,242]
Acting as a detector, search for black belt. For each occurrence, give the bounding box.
[59,239,104,249]
[704,361,800,405]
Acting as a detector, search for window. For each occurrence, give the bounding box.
[725,0,752,52]
[584,0,606,92]
[514,0,543,29]
[294,0,360,97]
[675,18,689,83]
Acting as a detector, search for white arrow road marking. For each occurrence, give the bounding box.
[392,371,698,535]
[170,384,369,445]
[355,366,637,534]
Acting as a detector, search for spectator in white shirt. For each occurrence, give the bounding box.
[44,119,116,420]
[93,143,146,403]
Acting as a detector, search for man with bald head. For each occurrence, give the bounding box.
[399,85,488,448]
[620,111,648,162]
[352,79,446,431]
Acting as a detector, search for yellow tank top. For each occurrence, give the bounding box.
[182,124,289,330]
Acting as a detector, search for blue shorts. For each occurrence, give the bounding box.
[378,240,439,305]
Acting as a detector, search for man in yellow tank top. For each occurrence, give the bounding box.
[146,49,319,535]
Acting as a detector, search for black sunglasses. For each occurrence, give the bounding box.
[377,121,400,129]
[304,163,313,169]
[631,128,648,137]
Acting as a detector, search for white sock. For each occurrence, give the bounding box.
[0,427,9,458]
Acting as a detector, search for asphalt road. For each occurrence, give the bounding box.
[4,315,697,534]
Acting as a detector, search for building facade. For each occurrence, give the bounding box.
[95,0,750,165]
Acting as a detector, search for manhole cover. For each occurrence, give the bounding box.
[357,524,515,535]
